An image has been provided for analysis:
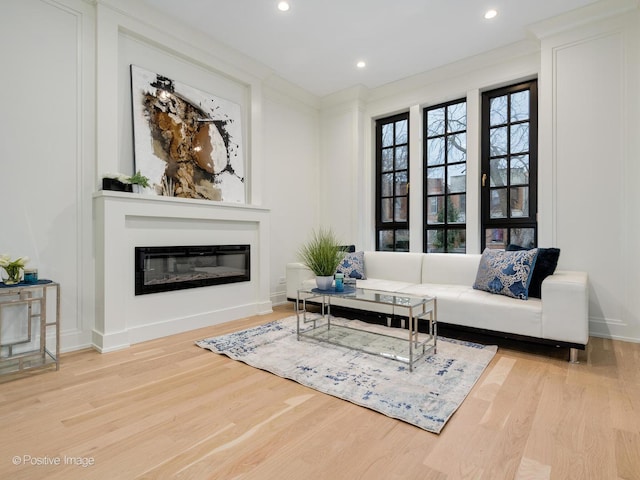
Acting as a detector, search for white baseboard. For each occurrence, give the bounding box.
[92,301,273,353]
[588,317,639,343]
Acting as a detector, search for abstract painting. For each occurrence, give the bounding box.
[130,65,245,203]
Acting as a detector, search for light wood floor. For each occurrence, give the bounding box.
[1,303,638,480]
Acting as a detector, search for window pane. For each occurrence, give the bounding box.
[510,155,529,185]
[447,133,466,163]
[510,123,529,154]
[395,120,408,144]
[426,229,445,253]
[447,102,466,133]
[448,194,466,223]
[490,126,507,156]
[510,90,529,122]
[395,171,408,196]
[394,197,407,222]
[447,229,466,253]
[490,188,508,218]
[379,230,394,251]
[490,158,508,186]
[490,95,508,126]
[427,166,445,194]
[395,145,408,170]
[427,196,445,224]
[382,124,394,147]
[395,230,409,251]
[427,107,445,136]
[447,163,466,193]
[510,228,535,248]
[427,137,445,165]
[381,148,393,172]
[381,198,393,222]
[381,173,393,197]
[510,186,529,217]
[485,228,507,249]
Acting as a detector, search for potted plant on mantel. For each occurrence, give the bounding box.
[128,171,150,193]
[297,227,343,290]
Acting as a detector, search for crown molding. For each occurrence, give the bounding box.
[528,0,638,39]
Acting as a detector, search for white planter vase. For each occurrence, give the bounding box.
[315,275,333,290]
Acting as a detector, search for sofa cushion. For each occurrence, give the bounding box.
[355,278,416,293]
[337,251,366,279]
[363,251,424,283]
[473,248,539,300]
[399,283,543,338]
[422,253,482,286]
[506,244,560,299]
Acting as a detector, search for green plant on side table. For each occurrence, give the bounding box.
[297,227,343,290]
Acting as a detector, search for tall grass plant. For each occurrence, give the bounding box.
[297,228,343,276]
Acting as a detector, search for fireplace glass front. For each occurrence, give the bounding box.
[135,245,250,295]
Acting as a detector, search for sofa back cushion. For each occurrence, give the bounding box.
[363,251,424,283]
[422,253,482,286]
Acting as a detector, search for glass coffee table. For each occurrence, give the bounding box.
[296,286,437,372]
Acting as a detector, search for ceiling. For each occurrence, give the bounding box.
[142,0,600,97]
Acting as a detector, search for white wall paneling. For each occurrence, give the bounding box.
[0,0,95,352]
[539,10,640,342]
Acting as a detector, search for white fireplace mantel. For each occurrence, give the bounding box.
[92,191,272,352]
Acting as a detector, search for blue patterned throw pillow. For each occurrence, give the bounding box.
[336,251,366,279]
[473,248,539,300]
[506,244,560,299]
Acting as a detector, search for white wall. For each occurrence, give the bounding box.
[262,79,321,303]
[318,41,542,253]
[319,93,366,247]
[0,0,321,352]
[361,45,541,255]
[2,0,638,351]
[0,0,95,351]
[538,9,640,342]
[320,5,640,343]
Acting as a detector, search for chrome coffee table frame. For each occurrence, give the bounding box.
[296,287,437,372]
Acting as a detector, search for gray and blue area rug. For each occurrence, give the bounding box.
[196,315,496,434]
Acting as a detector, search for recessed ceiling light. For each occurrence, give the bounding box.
[356,61,366,69]
[484,9,497,19]
[277,1,290,11]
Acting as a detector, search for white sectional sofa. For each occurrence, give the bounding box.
[286,251,589,362]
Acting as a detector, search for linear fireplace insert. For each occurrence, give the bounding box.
[135,245,250,295]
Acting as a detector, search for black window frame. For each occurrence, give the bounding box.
[423,98,467,253]
[481,80,538,250]
[375,112,410,252]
